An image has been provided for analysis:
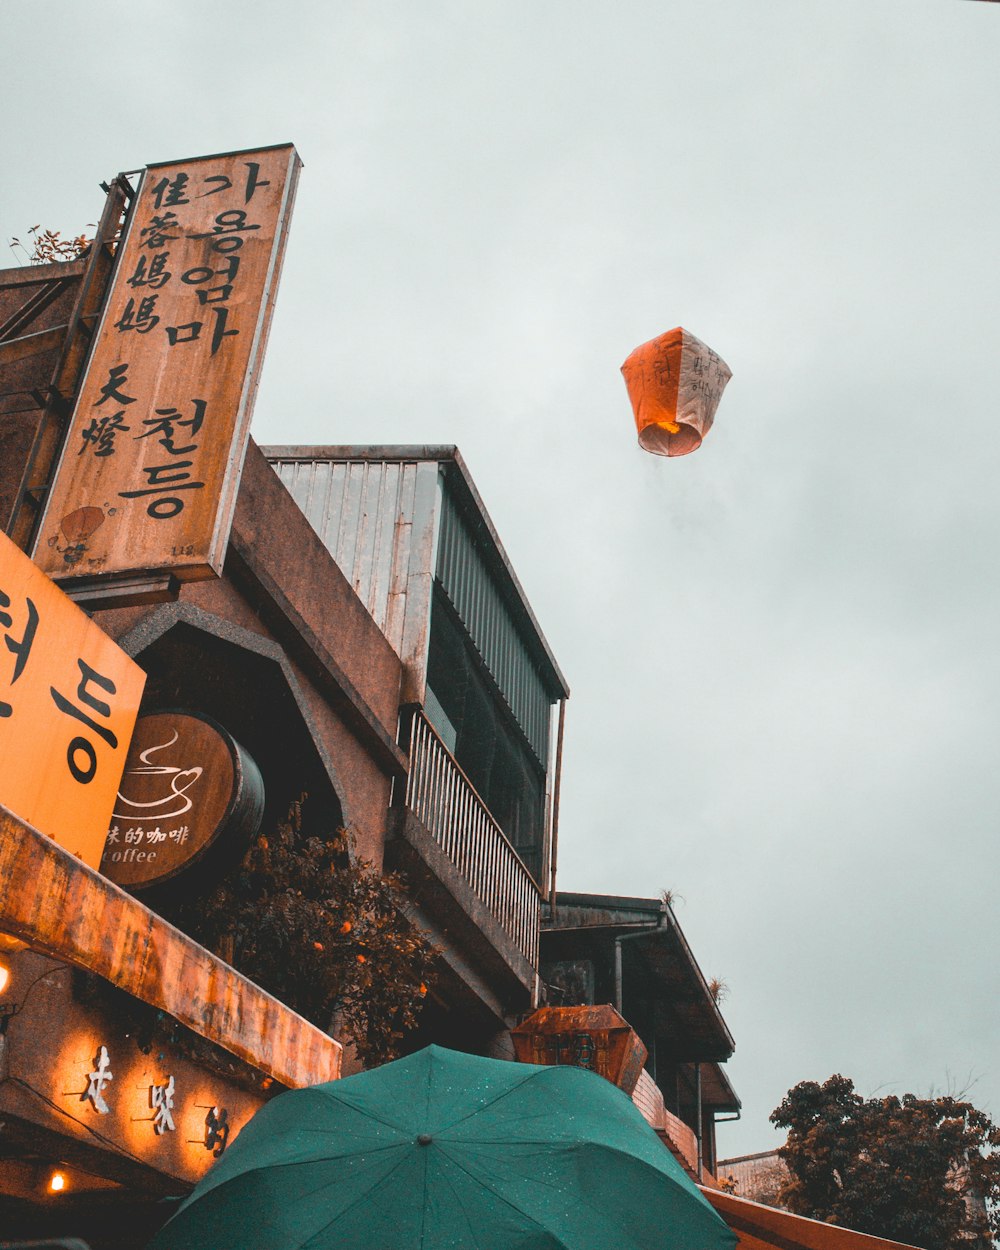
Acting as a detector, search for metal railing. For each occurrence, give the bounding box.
[404,710,540,969]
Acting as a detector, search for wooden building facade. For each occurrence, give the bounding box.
[0,173,569,1244]
[0,160,777,1250]
[541,892,741,1181]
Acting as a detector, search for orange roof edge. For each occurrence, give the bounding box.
[701,1187,922,1250]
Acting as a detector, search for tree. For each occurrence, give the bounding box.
[168,797,438,1068]
[770,1074,1000,1250]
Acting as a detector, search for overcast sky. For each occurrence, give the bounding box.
[4,0,1000,1157]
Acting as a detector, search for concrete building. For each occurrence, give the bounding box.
[0,200,567,1242]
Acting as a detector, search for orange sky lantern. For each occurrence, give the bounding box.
[621,327,732,457]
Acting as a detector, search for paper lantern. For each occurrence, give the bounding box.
[60,505,105,545]
[621,326,732,457]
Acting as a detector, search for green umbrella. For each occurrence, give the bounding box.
[150,1045,736,1250]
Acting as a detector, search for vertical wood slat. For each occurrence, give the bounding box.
[403,710,539,967]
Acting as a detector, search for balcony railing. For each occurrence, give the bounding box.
[404,710,540,969]
[632,1069,702,1177]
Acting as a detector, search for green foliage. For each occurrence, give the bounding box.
[171,798,438,1068]
[770,1074,1000,1249]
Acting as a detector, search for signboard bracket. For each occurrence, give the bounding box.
[63,571,181,610]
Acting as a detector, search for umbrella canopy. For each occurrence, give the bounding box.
[150,1045,735,1250]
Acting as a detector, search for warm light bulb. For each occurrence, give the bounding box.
[0,964,9,995]
[49,1171,67,1193]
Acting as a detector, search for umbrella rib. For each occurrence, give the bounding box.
[418,1128,430,1250]
[434,1065,553,1134]
[312,1087,415,1135]
[312,1054,545,1139]
[296,1149,417,1250]
[434,1153,497,1250]
[435,1145,576,1250]
[532,1139,730,1236]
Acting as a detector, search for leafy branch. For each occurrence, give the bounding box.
[166,797,438,1068]
[9,224,93,265]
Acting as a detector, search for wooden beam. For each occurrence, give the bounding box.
[0,803,341,1088]
[0,323,69,365]
[701,1188,920,1250]
[0,257,88,290]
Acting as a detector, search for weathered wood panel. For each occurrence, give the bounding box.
[0,804,341,1088]
[702,1187,920,1250]
[511,1003,647,1093]
[33,145,301,586]
[0,948,268,1187]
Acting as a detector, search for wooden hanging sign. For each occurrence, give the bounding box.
[100,710,264,890]
[510,1004,649,1095]
[32,143,301,590]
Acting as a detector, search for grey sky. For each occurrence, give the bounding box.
[3,0,999,1155]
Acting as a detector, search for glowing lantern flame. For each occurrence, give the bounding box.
[59,506,105,546]
[621,327,732,457]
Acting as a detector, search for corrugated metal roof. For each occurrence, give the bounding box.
[267,454,436,658]
[261,445,569,701]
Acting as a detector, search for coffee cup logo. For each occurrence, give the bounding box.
[114,730,204,820]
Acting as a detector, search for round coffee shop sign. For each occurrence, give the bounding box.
[101,711,264,889]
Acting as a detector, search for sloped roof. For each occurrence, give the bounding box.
[545,892,735,1061]
[702,1190,921,1250]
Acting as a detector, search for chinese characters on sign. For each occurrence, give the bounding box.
[100,710,263,890]
[33,144,301,586]
[82,1046,114,1115]
[0,530,145,868]
[151,1075,177,1134]
[79,1042,230,1152]
[511,1006,649,1095]
[205,1105,230,1157]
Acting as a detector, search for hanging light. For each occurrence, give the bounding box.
[48,1171,67,1194]
[621,327,732,457]
[0,963,9,996]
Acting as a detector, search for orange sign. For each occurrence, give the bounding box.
[0,531,145,867]
[32,143,301,586]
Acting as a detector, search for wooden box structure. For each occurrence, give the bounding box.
[510,1004,648,1095]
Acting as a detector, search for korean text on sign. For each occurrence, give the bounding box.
[32,144,301,585]
[0,531,145,868]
